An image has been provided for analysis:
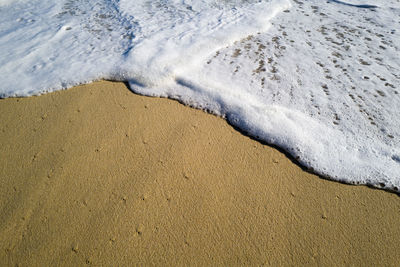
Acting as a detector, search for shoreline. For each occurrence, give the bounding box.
[1,81,399,266]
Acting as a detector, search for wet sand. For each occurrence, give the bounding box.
[0,81,399,266]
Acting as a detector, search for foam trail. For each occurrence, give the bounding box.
[0,0,289,96]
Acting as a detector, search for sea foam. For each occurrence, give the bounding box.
[0,0,399,192]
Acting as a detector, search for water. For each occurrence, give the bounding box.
[0,0,399,192]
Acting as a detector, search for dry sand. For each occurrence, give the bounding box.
[0,81,399,266]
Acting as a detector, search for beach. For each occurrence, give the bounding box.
[0,80,399,266]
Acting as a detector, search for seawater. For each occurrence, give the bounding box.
[0,0,399,192]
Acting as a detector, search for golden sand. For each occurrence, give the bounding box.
[1,81,399,266]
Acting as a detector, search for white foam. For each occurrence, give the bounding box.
[1,0,399,191]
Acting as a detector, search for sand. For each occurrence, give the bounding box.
[0,81,399,266]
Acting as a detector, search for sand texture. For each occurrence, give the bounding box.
[1,81,400,266]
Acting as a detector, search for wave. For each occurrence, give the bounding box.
[1,0,399,192]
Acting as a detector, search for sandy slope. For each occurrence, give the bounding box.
[1,81,399,266]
